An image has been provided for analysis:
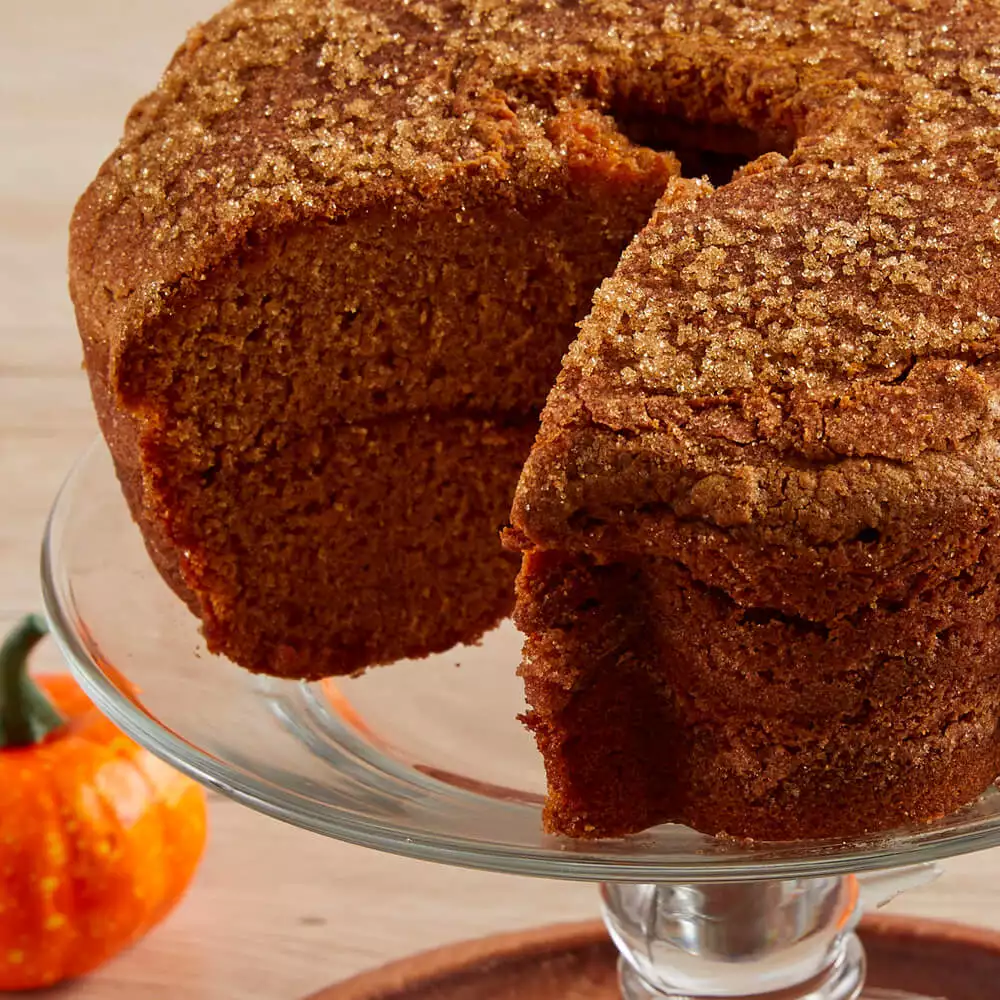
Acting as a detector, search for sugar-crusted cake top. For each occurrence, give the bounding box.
[75,0,997,350]
[499,2,1000,552]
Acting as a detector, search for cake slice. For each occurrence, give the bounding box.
[69,0,680,679]
[508,165,1000,841]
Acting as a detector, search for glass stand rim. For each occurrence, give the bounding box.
[39,439,1000,884]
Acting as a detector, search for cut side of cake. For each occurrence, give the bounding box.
[79,174,672,678]
[70,0,683,678]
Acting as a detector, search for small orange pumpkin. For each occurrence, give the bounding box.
[0,615,207,990]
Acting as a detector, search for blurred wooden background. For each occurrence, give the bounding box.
[2,2,999,997]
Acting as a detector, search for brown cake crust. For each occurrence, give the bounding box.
[509,2,1000,839]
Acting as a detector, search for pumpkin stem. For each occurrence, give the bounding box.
[0,615,65,749]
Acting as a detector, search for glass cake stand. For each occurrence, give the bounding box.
[40,441,1000,999]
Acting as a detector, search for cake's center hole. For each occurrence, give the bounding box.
[609,102,794,186]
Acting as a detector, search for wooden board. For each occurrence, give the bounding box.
[308,916,1000,1000]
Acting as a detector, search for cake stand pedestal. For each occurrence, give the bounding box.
[41,443,1000,1000]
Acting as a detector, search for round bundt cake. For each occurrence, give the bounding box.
[71,0,1000,840]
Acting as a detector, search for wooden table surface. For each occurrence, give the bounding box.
[3,2,1000,997]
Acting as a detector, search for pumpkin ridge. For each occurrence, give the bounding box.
[41,751,81,986]
[121,750,173,932]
